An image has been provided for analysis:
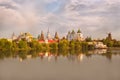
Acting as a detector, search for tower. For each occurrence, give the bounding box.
[108,33,112,40]
[39,31,45,40]
[106,33,112,41]
[54,32,59,40]
[76,29,84,41]
[71,30,76,40]
[46,28,51,40]
[11,32,17,41]
[66,31,71,41]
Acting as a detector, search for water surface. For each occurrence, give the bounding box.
[0,49,120,80]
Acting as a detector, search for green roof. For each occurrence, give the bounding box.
[71,30,75,34]
[77,29,81,33]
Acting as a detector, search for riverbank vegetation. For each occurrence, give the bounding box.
[0,38,94,51]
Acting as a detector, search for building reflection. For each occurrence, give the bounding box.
[77,54,84,62]
[67,53,84,62]
[88,49,107,54]
[0,49,120,62]
[19,58,23,62]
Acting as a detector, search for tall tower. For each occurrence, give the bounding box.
[66,31,71,41]
[39,31,45,40]
[77,29,84,41]
[11,32,17,41]
[71,30,75,40]
[46,28,51,40]
[54,32,59,40]
[106,33,112,40]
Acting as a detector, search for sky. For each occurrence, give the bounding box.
[0,0,120,39]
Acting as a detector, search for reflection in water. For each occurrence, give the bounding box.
[88,49,107,54]
[0,49,120,62]
[67,53,84,62]
[19,58,23,62]
[0,49,120,80]
[78,54,84,62]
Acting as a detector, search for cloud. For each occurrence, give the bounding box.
[0,0,40,32]
[0,0,120,39]
[61,0,120,39]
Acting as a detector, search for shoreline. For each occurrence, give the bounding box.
[108,47,120,50]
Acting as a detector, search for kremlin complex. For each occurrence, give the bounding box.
[3,28,116,50]
[11,29,84,44]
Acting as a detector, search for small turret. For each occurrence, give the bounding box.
[39,31,45,40]
[54,32,59,40]
[71,30,75,34]
[77,29,81,33]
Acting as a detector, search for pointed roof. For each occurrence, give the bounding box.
[68,31,71,34]
[12,32,15,37]
[77,29,81,33]
[71,30,75,34]
[11,32,17,40]
[40,31,45,40]
[46,28,51,40]
[47,27,50,34]
[41,30,44,34]
[54,32,59,39]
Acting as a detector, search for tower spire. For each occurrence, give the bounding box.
[47,27,49,34]
[46,27,51,40]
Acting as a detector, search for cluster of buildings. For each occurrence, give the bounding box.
[11,29,84,44]
[10,28,108,49]
[11,32,33,42]
[88,41,107,49]
[38,29,85,43]
[10,28,60,43]
[37,29,85,43]
[66,29,84,41]
[38,29,59,43]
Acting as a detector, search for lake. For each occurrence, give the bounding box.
[0,49,120,80]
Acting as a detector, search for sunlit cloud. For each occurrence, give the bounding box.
[0,0,120,39]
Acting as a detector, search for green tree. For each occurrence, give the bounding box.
[28,40,42,50]
[41,43,50,51]
[69,40,75,49]
[18,40,28,50]
[75,41,82,50]
[49,43,58,50]
[0,39,12,50]
[103,39,113,47]
[12,42,18,50]
[113,41,120,47]
[58,39,69,50]
[81,42,88,50]
[85,37,92,42]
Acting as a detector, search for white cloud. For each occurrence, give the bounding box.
[0,0,120,39]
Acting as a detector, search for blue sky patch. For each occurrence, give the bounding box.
[45,1,62,13]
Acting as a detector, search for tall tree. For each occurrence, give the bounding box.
[18,40,28,50]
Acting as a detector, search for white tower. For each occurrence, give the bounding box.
[46,28,51,40]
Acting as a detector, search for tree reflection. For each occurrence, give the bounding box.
[0,49,120,62]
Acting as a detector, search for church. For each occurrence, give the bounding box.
[38,29,59,44]
[66,29,84,41]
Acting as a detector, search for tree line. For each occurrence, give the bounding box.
[0,38,93,51]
